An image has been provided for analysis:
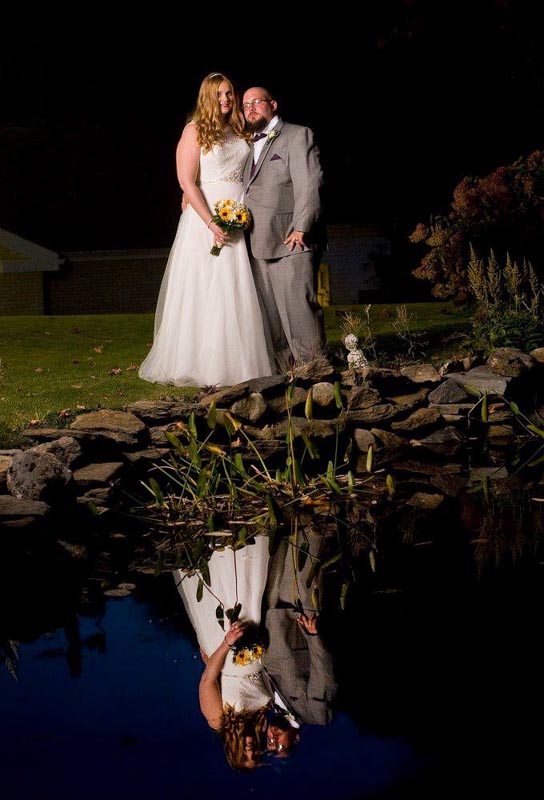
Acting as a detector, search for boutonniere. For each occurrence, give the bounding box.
[267,130,280,143]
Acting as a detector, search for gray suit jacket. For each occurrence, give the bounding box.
[243,119,324,260]
[261,608,337,726]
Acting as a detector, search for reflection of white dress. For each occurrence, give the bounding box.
[139,126,272,387]
[174,536,271,712]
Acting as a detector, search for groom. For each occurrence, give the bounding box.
[243,86,326,370]
[261,531,337,730]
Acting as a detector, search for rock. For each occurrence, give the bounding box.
[0,455,12,491]
[429,473,466,497]
[388,386,430,411]
[70,410,147,447]
[370,429,407,451]
[391,407,442,433]
[486,424,515,441]
[199,382,250,407]
[0,495,50,528]
[529,347,544,364]
[291,356,335,381]
[57,541,89,560]
[32,436,82,468]
[231,393,268,422]
[247,375,287,395]
[347,385,382,409]
[419,426,467,449]
[267,387,307,414]
[125,399,204,425]
[148,423,188,446]
[353,429,377,453]
[345,404,398,425]
[447,366,511,397]
[400,364,441,383]
[7,451,73,503]
[123,448,169,466]
[312,382,337,408]
[439,359,465,376]
[73,462,125,489]
[428,380,470,404]
[487,347,535,377]
[406,492,445,510]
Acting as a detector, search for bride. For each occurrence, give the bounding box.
[174,535,272,770]
[139,72,273,388]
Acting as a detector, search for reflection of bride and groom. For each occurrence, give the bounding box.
[175,530,337,770]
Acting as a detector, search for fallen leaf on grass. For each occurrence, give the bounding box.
[59,409,72,418]
[94,346,103,354]
[109,367,122,375]
[76,404,86,410]
[125,364,138,371]
[34,367,43,373]
[71,384,83,389]
[28,419,41,426]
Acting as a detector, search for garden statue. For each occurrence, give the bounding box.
[344,333,368,369]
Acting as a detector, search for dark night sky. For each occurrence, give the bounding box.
[2,2,544,258]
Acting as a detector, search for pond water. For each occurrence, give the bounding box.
[1,442,543,798]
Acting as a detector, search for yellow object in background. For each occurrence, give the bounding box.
[317,262,330,307]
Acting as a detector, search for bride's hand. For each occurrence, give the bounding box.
[224,620,247,647]
[209,222,230,247]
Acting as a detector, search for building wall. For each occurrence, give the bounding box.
[45,253,169,315]
[0,272,44,314]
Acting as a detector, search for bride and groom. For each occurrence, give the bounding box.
[138,72,326,389]
[174,530,336,770]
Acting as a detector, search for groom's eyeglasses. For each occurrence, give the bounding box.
[242,98,269,109]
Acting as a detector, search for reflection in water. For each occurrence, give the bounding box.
[1,439,544,794]
[173,531,337,770]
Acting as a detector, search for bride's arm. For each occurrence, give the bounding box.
[176,125,227,242]
[198,622,247,730]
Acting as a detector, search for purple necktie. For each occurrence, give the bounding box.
[250,133,267,177]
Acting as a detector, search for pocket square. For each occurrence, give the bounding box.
[270,153,282,161]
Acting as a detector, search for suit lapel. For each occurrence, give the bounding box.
[247,121,284,186]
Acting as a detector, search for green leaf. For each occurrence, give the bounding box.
[340,580,349,611]
[306,559,321,589]
[369,550,376,573]
[481,392,488,423]
[148,478,164,503]
[333,381,344,410]
[234,453,247,476]
[226,603,242,623]
[509,401,521,416]
[321,552,341,570]
[286,381,296,405]
[366,444,374,473]
[386,473,395,498]
[302,432,319,460]
[304,387,313,420]
[196,578,204,602]
[188,411,198,438]
[165,431,186,454]
[297,541,309,572]
[200,561,211,587]
[348,470,355,490]
[528,423,544,439]
[207,399,217,429]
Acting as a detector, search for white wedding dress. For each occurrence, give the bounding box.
[174,535,271,712]
[139,127,272,387]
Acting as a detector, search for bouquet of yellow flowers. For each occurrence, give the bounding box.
[232,642,265,666]
[209,199,252,256]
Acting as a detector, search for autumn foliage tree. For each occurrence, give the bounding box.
[410,150,544,301]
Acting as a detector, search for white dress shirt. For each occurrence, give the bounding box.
[253,115,280,163]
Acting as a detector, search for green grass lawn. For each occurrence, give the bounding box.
[0,303,472,437]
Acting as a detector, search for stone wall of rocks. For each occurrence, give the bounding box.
[1,347,543,532]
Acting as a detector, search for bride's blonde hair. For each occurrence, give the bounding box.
[190,72,246,153]
[219,704,269,771]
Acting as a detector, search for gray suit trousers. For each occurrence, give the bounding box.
[250,251,325,369]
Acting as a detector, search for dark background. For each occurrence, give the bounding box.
[2,1,544,264]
